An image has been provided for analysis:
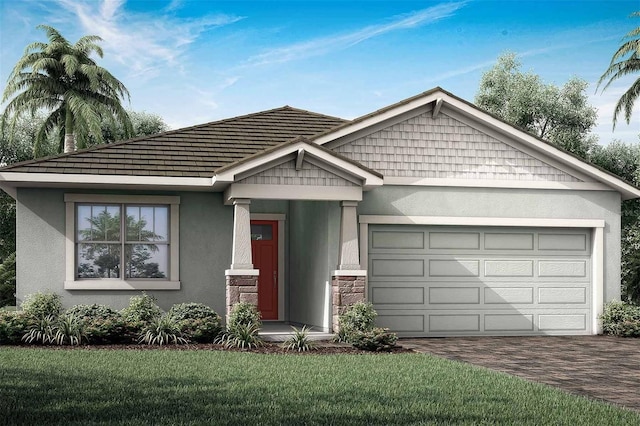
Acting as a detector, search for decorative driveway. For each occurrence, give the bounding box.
[402,336,640,412]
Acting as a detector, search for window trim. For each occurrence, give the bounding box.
[64,194,180,290]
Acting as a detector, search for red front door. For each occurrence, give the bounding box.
[250,220,278,320]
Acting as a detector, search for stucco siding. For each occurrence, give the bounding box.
[16,188,233,314]
[288,200,339,329]
[334,111,583,182]
[238,160,357,186]
[359,186,622,303]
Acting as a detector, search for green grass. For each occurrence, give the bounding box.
[1,348,638,425]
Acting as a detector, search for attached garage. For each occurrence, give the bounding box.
[367,224,596,337]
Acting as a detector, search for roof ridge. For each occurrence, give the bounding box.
[0,105,345,171]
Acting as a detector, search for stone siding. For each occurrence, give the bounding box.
[331,275,366,332]
[226,275,258,320]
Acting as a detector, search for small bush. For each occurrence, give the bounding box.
[21,292,62,319]
[0,310,33,344]
[121,293,163,324]
[351,327,398,351]
[220,321,263,349]
[66,304,128,344]
[335,301,377,343]
[22,315,57,344]
[168,303,222,342]
[601,300,640,337]
[52,313,87,346]
[282,326,315,352]
[138,315,188,345]
[227,302,261,331]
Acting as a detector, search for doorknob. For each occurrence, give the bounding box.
[273,271,277,287]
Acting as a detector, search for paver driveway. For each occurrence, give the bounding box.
[402,336,640,412]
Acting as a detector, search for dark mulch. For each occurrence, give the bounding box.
[2,342,413,355]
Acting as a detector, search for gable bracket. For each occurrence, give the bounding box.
[295,148,305,171]
[432,98,443,118]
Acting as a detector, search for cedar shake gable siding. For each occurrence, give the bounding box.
[1,107,347,177]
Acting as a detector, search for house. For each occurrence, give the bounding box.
[1,87,638,337]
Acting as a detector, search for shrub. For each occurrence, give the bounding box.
[0,310,33,344]
[66,304,127,344]
[22,315,56,344]
[168,303,222,343]
[227,302,262,331]
[138,315,188,345]
[21,292,62,319]
[282,326,315,352]
[52,313,87,346]
[220,321,263,349]
[0,252,16,308]
[121,293,162,324]
[351,327,398,351]
[601,300,640,337]
[335,301,377,343]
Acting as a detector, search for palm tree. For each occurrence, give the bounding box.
[1,25,133,155]
[598,12,640,128]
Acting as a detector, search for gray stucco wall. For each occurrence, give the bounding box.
[16,188,233,313]
[288,200,340,329]
[358,186,622,302]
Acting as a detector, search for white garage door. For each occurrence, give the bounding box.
[368,225,592,336]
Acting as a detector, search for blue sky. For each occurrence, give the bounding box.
[1,0,639,144]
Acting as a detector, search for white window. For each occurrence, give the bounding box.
[64,194,180,290]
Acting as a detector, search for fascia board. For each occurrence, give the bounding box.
[0,172,214,188]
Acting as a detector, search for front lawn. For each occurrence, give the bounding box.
[1,348,638,425]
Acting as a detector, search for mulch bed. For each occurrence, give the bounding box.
[2,342,414,355]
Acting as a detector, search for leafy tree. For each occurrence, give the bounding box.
[0,252,16,307]
[96,110,169,144]
[598,11,640,127]
[1,25,133,155]
[591,140,640,303]
[476,53,598,158]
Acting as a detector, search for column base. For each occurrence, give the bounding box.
[331,275,366,333]
[226,274,259,322]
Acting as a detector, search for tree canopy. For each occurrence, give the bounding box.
[1,25,133,155]
[598,11,640,128]
[475,53,598,158]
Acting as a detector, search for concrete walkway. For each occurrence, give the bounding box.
[402,336,640,412]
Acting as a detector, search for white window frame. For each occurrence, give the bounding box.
[64,194,180,290]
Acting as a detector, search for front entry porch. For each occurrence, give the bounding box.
[259,322,335,342]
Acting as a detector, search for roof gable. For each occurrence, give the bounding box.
[237,159,358,187]
[332,109,587,184]
[313,87,640,200]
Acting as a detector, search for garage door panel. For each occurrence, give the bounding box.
[371,259,424,277]
[371,286,425,305]
[538,260,587,277]
[539,314,587,331]
[485,314,534,331]
[376,313,425,333]
[369,225,592,336]
[539,287,587,304]
[429,287,480,304]
[539,233,587,251]
[484,287,534,304]
[371,230,425,250]
[429,314,480,332]
[429,259,480,277]
[484,233,534,250]
[429,232,480,250]
[485,260,534,277]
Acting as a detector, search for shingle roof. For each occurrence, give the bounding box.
[1,106,347,177]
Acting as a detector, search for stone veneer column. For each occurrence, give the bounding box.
[226,197,259,323]
[331,275,366,332]
[225,274,259,319]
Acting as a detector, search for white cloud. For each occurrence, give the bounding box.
[56,0,244,78]
[245,1,468,66]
